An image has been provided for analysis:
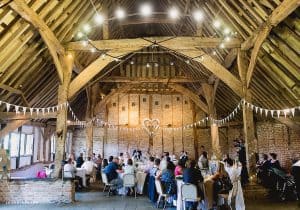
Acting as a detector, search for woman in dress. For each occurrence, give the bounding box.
[174,159,185,176]
[224,159,245,210]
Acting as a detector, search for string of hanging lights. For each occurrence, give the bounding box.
[1,98,298,129]
[79,2,237,51]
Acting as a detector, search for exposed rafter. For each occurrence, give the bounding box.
[99,76,205,83]
[66,36,241,51]
[9,0,65,84]
[241,0,300,88]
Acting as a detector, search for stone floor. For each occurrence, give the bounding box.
[0,179,299,210]
[0,189,299,210]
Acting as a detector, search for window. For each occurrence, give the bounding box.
[10,133,20,157]
[176,97,180,101]
[155,101,159,105]
[112,102,116,107]
[3,135,9,150]
[25,134,33,155]
[143,98,147,102]
[50,134,56,154]
[165,104,170,109]
[20,134,26,156]
[131,102,135,107]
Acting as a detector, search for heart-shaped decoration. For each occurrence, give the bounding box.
[143,118,160,137]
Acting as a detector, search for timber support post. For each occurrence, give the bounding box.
[53,52,74,178]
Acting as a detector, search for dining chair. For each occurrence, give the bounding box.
[101,172,114,196]
[181,183,201,210]
[155,179,168,209]
[123,174,137,198]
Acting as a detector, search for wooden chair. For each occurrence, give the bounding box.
[155,179,168,209]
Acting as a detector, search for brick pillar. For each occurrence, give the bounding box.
[53,53,73,178]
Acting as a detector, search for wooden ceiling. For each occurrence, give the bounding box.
[0,0,299,122]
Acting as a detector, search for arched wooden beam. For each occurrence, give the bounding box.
[9,0,65,84]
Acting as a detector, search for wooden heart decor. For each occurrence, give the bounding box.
[143,118,160,137]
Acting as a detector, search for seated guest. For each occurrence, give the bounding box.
[148,158,161,203]
[174,159,185,176]
[76,153,84,168]
[108,155,113,163]
[119,153,124,166]
[180,151,188,165]
[95,154,102,180]
[81,156,97,175]
[256,154,270,185]
[64,158,82,189]
[92,153,97,163]
[103,157,123,194]
[198,151,209,176]
[269,153,281,170]
[102,158,108,169]
[183,160,204,209]
[167,156,176,171]
[159,162,177,205]
[124,159,135,174]
[64,158,77,177]
[144,156,155,173]
[223,154,231,164]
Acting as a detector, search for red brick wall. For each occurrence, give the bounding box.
[256,121,300,169]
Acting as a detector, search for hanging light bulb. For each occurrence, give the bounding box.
[224,27,231,35]
[94,14,104,24]
[83,24,91,33]
[82,40,88,47]
[219,43,225,48]
[115,8,126,19]
[224,36,231,42]
[169,7,179,19]
[77,31,84,38]
[140,3,152,17]
[213,20,221,28]
[193,10,204,22]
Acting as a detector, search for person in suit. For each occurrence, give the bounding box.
[76,153,84,168]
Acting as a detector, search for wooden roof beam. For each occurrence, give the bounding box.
[99,76,205,83]
[241,0,300,88]
[165,47,243,98]
[9,0,66,84]
[66,37,241,51]
[0,120,29,138]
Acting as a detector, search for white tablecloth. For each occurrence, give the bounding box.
[76,168,86,187]
[136,172,147,194]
